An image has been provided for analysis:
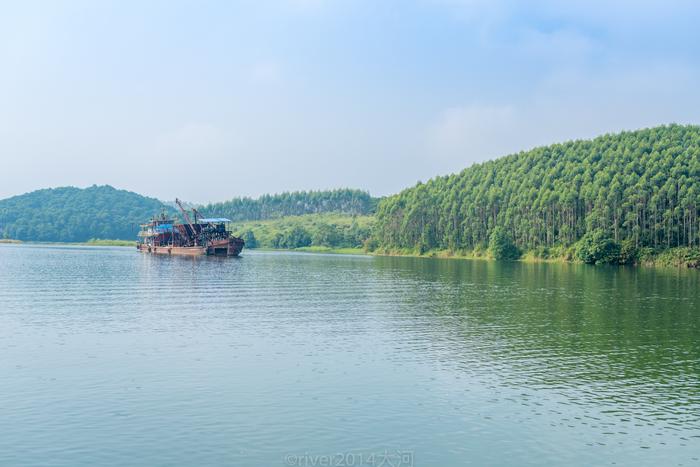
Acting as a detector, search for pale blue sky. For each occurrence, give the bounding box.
[1,0,699,202]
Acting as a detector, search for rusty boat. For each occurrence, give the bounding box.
[136,199,244,257]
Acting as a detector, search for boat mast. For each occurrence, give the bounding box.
[175,198,198,246]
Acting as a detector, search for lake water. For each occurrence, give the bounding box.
[0,244,699,466]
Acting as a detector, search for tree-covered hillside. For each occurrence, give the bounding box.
[199,189,378,221]
[373,125,700,263]
[0,186,377,244]
[0,185,169,242]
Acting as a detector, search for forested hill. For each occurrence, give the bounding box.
[199,189,378,221]
[0,186,377,243]
[0,185,169,242]
[373,125,700,258]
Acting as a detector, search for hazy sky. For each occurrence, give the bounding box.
[1,0,699,203]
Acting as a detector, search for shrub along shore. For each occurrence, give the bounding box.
[370,244,700,268]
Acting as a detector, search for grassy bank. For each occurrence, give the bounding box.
[637,247,700,268]
[84,239,136,247]
[369,246,700,269]
[0,239,22,244]
[285,246,365,255]
[0,239,136,247]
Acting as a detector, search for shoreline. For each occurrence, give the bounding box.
[1,241,363,255]
[4,241,698,269]
[253,246,699,269]
[1,240,136,247]
[367,247,700,270]
[254,246,367,255]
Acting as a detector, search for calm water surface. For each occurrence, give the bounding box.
[0,244,699,466]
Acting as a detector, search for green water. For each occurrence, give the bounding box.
[0,244,698,466]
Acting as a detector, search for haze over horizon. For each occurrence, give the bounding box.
[2,0,699,203]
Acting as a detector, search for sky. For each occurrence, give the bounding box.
[1,0,699,203]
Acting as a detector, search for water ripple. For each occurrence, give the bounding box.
[0,244,699,466]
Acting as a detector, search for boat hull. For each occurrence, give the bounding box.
[206,238,245,257]
[137,245,206,256]
[137,238,244,257]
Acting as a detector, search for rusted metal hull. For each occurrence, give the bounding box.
[206,238,245,257]
[137,244,206,256]
[137,238,244,257]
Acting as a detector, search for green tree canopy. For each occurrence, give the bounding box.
[0,185,170,242]
[373,125,700,256]
[575,230,621,264]
[200,189,378,222]
[489,227,521,260]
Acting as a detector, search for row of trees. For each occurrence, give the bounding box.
[232,214,373,250]
[373,125,700,254]
[200,189,378,221]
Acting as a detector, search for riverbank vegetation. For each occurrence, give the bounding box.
[229,213,374,250]
[84,239,136,246]
[371,125,700,268]
[372,244,700,268]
